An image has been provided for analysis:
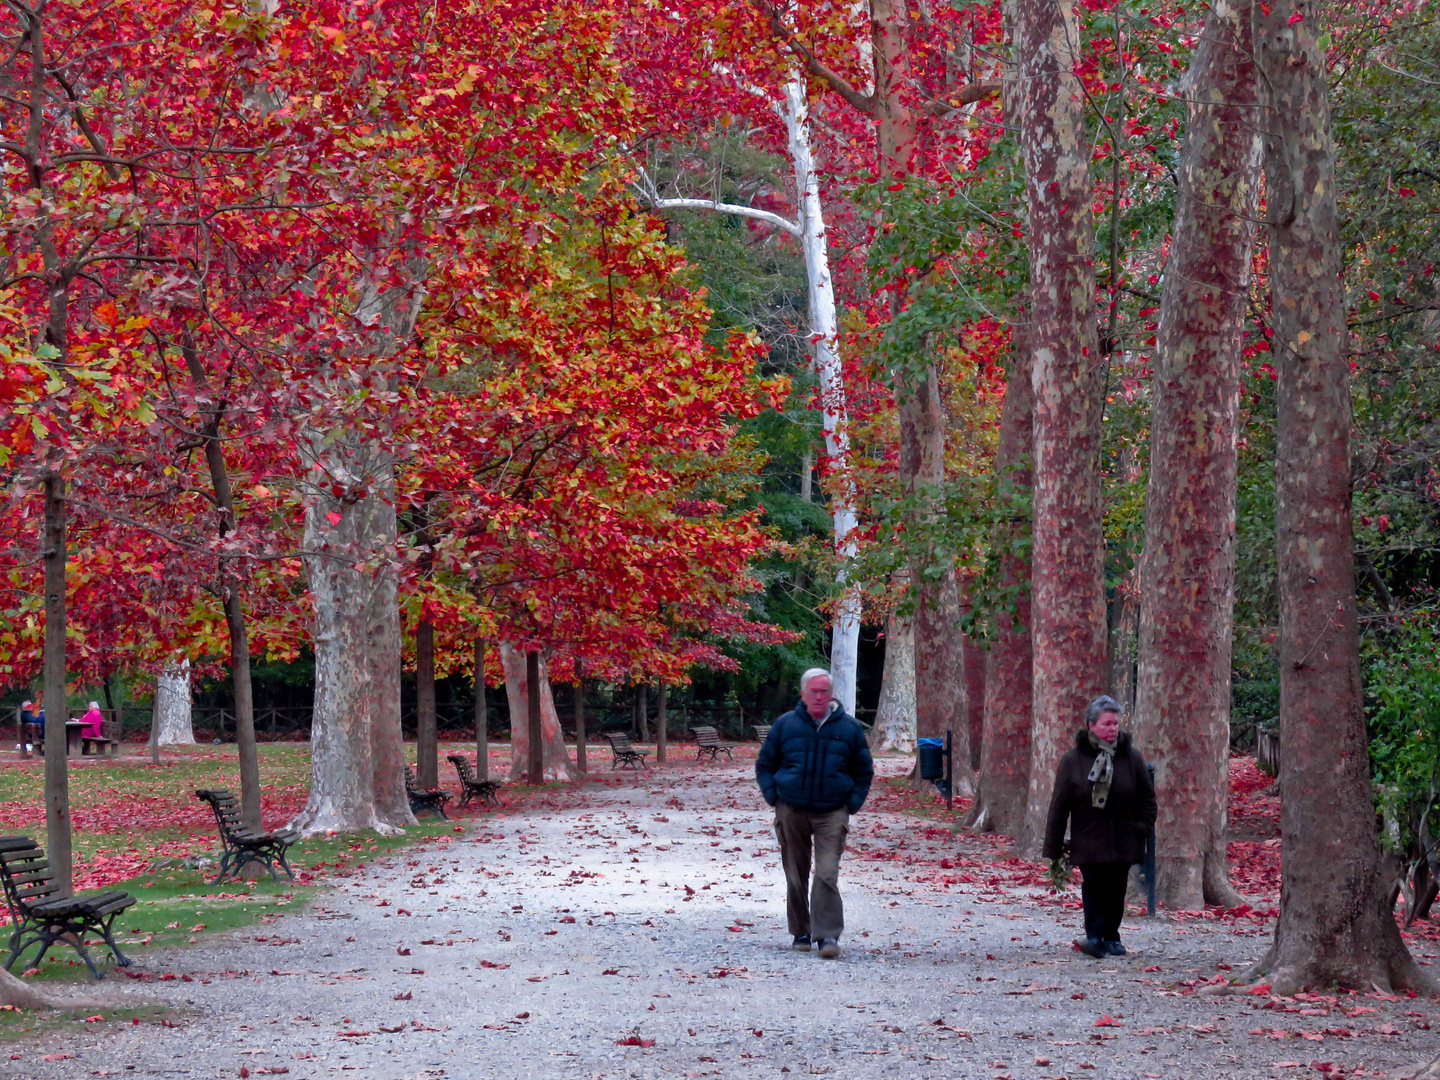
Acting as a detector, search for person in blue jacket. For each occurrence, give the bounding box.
[20,700,43,743]
[756,668,874,959]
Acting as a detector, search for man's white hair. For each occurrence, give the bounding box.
[799,668,832,693]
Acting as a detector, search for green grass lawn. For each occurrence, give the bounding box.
[0,741,509,989]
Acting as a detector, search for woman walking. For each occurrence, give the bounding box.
[1042,695,1157,958]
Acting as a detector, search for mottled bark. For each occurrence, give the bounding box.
[526,651,544,783]
[962,628,986,771]
[899,366,972,793]
[572,657,586,774]
[292,448,414,836]
[970,308,1034,838]
[656,683,669,765]
[474,639,489,780]
[0,967,112,1010]
[1016,0,1107,852]
[413,499,439,789]
[42,471,71,896]
[1247,0,1435,994]
[780,78,862,716]
[292,261,419,837]
[501,644,574,782]
[415,620,437,790]
[151,660,195,746]
[870,614,917,753]
[1129,0,1260,911]
[1108,574,1140,717]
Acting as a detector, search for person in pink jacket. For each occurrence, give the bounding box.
[80,701,105,739]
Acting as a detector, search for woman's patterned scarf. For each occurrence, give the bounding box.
[1086,730,1116,809]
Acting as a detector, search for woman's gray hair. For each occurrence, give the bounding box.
[799,668,832,693]
[1085,695,1123,725]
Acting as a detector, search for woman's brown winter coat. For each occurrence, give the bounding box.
[1041,730,1158,865]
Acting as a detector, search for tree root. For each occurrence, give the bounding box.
[1213,942,1440,999]
[964,799,991,831]
[1387,1053,1440,1080]
[0,968,121,1010]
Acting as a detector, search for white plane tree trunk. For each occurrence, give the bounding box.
[780,78,862,717]
[290,274,420,838]
[151,659,195,746]
[639,73,861,715]
[500,644,575,782]
[869,615,916,752]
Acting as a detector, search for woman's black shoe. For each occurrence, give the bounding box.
[1104,939,1126,956]
[1075,937,1107,958]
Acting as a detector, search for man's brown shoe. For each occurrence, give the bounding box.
[817,938,840,958]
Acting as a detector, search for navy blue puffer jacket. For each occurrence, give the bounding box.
[755,703,874,814]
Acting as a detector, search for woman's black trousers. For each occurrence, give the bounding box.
[1078,861,1131,943]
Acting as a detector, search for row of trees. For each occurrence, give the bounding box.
[2,0,1436,999]
[0,0,795,860]
[626,0,1437,996]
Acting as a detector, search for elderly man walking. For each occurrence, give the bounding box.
[756,668,874,958]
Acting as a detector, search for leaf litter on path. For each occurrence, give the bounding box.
[3,749,1438,1079]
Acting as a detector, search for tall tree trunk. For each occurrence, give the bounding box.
[42,471,71,896]
[415,620,437,789]
[872,0,971,787]
[292,446,415,836]
[869,614,917,753]
[500,643,574,782]
[962,625,986,771]
[656,682,668,764]
[413,501,438,789]
[1247,0,1435,993]
[894,352,970,788]
[910,550,972,794]
[526,651,544,783]
[971,297,1035,837]
[780,77,863,716]
[474,639,489,780]
[644,73,863,712]
[1128,0,1260,911]
[573,657,586,774]
[224,596,260,830]
[1108,572,1140,717]
[151,660,196,745]
[368,525,409,828]
[1016,0,1107,852]
[181,337,260,829]
[637,682,649,743]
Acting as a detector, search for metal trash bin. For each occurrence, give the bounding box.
[918,737,945,781]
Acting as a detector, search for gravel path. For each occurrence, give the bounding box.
[7,757,1436,1079]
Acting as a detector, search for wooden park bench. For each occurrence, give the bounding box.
[82,717,124,757]
[752,724,772,743]
[405,765,451,820]
[604,732,650,770]
[447,754,501,809]
[194,789,299,884]
[692,725,737,762]
[0,836,136,979]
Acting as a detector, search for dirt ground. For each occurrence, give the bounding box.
[6,755,1437,1079]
